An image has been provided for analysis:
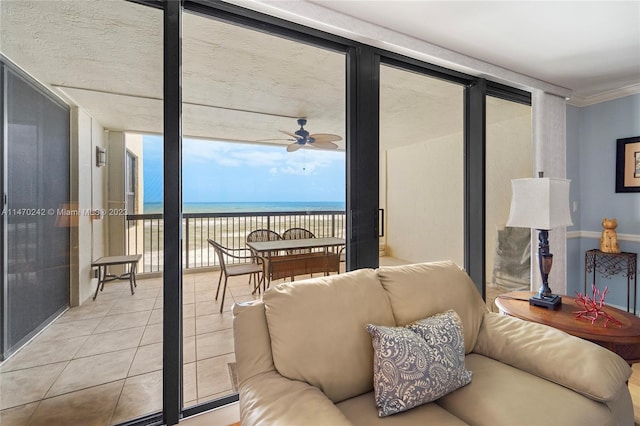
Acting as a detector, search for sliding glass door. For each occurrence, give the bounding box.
[0,2,164,424]
[180,8,346,410]
[379,64,465,267]
[2,65,70,359]
[485,96,532,310]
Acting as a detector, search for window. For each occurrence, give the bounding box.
[125,150,138,215]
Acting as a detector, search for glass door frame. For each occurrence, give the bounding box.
[127,1,532,424]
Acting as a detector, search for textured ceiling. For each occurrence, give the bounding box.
[0,0,529,150]
[309,0,640,101]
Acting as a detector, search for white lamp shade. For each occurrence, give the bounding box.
[506,177,573,230]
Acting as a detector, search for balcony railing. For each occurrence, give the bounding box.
[126,210,346,273]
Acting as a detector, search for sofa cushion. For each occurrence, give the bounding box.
[436,354,615,425]
[336,391,468,426]
[377,261,486,353]
[367,310,472,417]
[474,312,632,402]
[263,268,396,403]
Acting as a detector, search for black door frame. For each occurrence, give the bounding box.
[163,1,183,424]
[124,1,531,424]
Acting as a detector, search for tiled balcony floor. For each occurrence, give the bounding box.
[0,268,269,426]
[0,258,505,426]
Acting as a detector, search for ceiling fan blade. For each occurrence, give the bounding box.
[309,133,342,142]
[280,130,303,140]
[287,142,303,152]
[309,140,339,150]
[256,138,296,142]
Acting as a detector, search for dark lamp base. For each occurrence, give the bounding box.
[529,294,562,309]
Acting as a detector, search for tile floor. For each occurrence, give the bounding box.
[0,268,261,426]
[0,258,528,426]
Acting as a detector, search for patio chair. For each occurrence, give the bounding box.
[282,227,316,255]
[246,229,282,286]
[282,228,319,280]
[247,229,282,256]
[247,229,282,244]
[338,246,346,263]
[208,239,264,313]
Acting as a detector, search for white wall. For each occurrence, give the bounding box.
[124,133,145,270]
[125,134,145,214]
[69,120,135,306]
[382,99,531,276]
[105,131,146,275]
[92,120,107,267]
[70,107,107,306]
[385,133,464,266]
[107,131,126,263]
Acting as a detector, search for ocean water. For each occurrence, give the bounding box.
[144,201,345,214]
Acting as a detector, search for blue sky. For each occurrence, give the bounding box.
[143,135,345,203]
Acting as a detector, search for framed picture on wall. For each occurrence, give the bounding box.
[616,136,640,193]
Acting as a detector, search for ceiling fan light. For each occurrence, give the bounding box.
[273,119,341,152]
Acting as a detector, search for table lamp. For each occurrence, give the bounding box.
[506,172,573,309]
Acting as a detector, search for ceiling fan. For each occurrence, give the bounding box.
[260,118,342,152]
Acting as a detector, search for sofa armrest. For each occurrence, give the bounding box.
[239,370,352,426]
[233,300,275,383]
[474,312,631,402]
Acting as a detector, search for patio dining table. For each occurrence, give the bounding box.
[246,237,345,287]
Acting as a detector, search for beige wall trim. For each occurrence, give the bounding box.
[567,230,640,243]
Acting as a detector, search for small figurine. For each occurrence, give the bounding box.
[600,218,620,253]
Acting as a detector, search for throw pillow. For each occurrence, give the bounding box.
[367,310,472,417]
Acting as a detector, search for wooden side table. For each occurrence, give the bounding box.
[584,249,637,314]
[495,291,640,364]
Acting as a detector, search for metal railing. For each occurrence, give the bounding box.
[126,210,346,273]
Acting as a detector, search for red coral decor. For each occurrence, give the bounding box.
[574,285,622,328]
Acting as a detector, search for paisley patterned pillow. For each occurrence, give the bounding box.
[366,310,472,417]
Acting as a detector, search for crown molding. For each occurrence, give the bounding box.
[567,83,640,107]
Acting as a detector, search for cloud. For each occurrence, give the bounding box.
[234,150,285,166]
[280,165,313,176]
[183,139,344,175]
[146,135,345,203]
[279,149,343,175]
[183,139,288,168]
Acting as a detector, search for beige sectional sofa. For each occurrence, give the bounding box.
[232,261,634,425]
